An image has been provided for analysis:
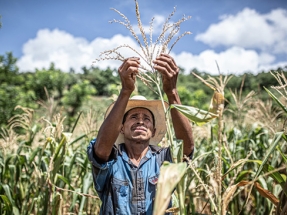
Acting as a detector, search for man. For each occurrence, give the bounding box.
[87,54,194,214]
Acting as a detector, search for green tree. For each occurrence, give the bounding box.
[25,63,77,101]
[0,52,19,84]
[61,80,96,125]
[82,66,118,96]
[0,53,36,126]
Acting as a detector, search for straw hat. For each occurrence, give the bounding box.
[104,95,169,145]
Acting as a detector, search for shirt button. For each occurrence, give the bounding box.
[138,187,142,191]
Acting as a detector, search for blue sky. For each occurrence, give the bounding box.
[0,0,286,75]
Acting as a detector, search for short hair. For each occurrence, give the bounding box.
[122,107,155,127]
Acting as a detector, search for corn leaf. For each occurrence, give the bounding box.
[1,183,14,207]
[264,87,287,114]
[56,174,75,190]
[236,170,253,182]
[222,159,250,179]
[224,159,285,187]
[169,104,218,126]
[13,206,20,215]
[254,160,286,185]
[153,162,187,215]
[277,145,287,165]
[71,111,82,133]
[235,181,279,206]
[240,132,284,212]
[254,181,279,206]
[0,195,12,213]
[52,192,62,215]
[79,173,93,213]
[253,132,284,182]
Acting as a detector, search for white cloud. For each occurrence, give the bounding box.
[17,28,287,75]
[195,8,287,54]
[173,46,285,75]
[17,29,139,72]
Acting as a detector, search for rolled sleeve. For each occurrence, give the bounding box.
[87,139,117,195]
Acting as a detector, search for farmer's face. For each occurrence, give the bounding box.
[121,108,156,144]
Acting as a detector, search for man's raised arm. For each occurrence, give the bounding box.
[153,54,194,156]
[94,57,140,161]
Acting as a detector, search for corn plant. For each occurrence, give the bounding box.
[263,70,287,214]
[0,104,102,214]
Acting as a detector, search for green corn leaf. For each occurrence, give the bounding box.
[79,172,93,213]
[71,111,82,133]
[56,174,75,190]
[256,160,286,189]
[70,188,81,211]
[1,183,14,207]
[28,148,41,164]
[264,87,287,114]
[236,170,253,183]
[66,152,78,178]
[224,159,285,189]
[69,133,87,146]
[0,195,12,213]
[153,162,187,215]
[52,157,64,183]
[27,197,37,215]
[253,132,283,180]
[12,206,20,215]
[222,159,250,179]
[171,139,183,163]
[252,160,286,185]
[276,145,287,165]
[51,192,62,215]
[169,104,218,126]
[53,137,66,162]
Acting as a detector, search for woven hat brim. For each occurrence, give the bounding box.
[104,99,169,145]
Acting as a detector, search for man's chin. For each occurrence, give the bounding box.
[131,136,150,144]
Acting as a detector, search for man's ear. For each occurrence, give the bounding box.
[120,125,124,134]
[152,128,156,137]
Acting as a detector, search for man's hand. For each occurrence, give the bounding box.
[153,54,179,95]
[118,57,140,93]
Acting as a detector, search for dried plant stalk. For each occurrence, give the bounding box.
[192,69,233,215]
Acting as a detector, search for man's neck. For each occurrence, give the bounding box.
[124,142,149,167]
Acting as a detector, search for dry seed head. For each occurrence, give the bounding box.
[94,0,191,86]
[270,70,287,101]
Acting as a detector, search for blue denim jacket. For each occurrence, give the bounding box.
[87,139,174,215]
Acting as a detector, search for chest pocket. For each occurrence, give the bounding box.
[111,177,129,215]
[148,174,158,199]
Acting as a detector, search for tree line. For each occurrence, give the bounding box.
[1,52,286,128]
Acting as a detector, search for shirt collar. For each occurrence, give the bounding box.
[117,143,162,156]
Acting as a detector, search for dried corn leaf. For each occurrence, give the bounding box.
[254,182,279,206]
[153,162,187,215]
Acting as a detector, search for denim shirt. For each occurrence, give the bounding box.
[87,139,174,215]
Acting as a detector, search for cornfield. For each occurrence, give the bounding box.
[1,72,287,214]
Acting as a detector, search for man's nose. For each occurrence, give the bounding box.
[137,117,144,124]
